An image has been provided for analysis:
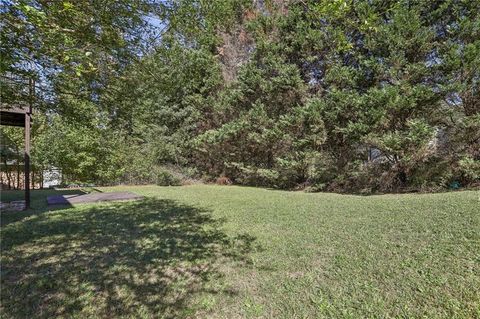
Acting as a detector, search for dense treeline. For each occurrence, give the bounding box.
[1,0,479,192]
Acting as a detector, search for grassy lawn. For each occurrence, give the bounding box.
[1,185,479,318]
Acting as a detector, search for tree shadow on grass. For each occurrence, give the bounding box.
[1,198,257,318]
[0,189,84,227]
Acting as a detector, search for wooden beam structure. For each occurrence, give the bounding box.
[0,107,28,127]
[0,81,34,209]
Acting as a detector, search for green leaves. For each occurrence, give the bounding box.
[3,0,478,191]
[105,0,478,190]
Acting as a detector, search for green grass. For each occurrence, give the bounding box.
[1,185,479,318]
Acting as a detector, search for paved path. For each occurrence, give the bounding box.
[47,192,143,205]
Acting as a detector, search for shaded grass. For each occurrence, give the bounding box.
[0,188,84,226]
[1,196,255,318]
[1,185,479,318]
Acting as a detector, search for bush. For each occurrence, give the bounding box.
[216,176,232,185]
[458,156,480,183]
[155,169,182,186]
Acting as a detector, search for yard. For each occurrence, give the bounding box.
[1,185,479,318]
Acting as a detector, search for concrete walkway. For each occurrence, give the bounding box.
[47,192,143,205]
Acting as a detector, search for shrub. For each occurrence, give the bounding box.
[216,176,232,185]
[458,156,480,184]
[155,169,182,186]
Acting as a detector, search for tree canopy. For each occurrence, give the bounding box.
[1,0,479,192]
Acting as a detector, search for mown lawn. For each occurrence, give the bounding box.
[1,185,479,318]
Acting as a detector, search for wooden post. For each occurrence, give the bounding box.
[25,109,31,208]
[24,79,33,209]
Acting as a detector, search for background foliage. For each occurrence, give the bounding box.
[1,0,479,192]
